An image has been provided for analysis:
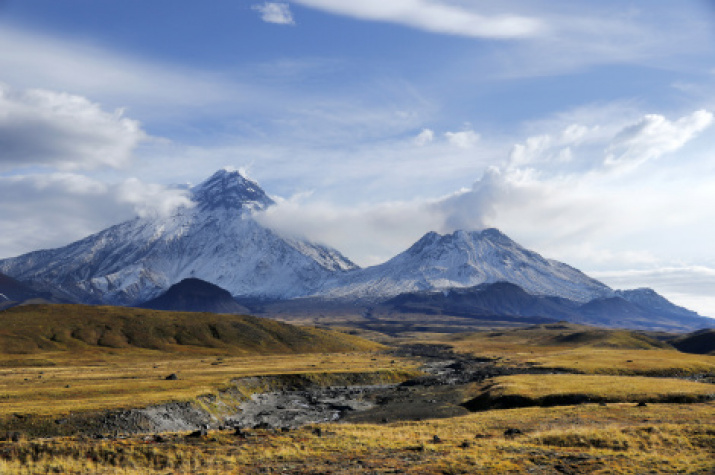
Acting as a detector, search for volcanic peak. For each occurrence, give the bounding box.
[191,169,275,213]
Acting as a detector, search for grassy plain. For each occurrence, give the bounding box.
[1,403,713,474]
[466,374,715,409]
[0,352,413,416]
[0,304,415,435]
[444,323,715,376]
[0,310,713,473]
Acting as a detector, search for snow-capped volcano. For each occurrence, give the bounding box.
[0,169,357,305]
[2,168,699,331]
[318,228,614,302]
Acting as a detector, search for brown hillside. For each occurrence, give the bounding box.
[0,304,380,356]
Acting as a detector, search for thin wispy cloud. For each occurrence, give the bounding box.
[291,0,544,38]
[0,26,254,118]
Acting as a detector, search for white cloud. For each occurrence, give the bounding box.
[0,84,146,171]
[291,0,545,39]
[256,193,446,266]
[117,178,194,218]
[605,110,713,170]
[445,129,480,149]
[252,2,295,25]
[414,128,435,146]
[428,110,715,273]
[0,174,192,258]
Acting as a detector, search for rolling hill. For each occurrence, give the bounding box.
[0,304,380,356]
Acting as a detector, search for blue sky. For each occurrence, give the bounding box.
[1,1,715,316]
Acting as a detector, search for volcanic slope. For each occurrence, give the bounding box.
[0,170,357,305]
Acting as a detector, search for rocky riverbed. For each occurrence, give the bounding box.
[10,344,580,438]
[218,344,576,430]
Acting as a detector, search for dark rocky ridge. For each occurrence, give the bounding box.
[670,329,715,355]
[379,282,714,332]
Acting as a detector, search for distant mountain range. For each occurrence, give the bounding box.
[379,281,706,331]
[1,169,712,332]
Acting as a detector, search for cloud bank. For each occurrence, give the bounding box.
[0,84,146,171]
[256,109,714,269]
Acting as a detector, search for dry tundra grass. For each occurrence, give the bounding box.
[0,403,712,474]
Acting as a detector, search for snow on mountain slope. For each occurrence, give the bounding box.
[317,228,614,303]
[0,169,357,305]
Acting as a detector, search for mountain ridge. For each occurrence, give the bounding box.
[0,168,711,331]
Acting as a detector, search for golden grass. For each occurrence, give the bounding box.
[0,352,415,416]
[469,374,715,406]
[0,314,712,473]
[520,347,715,375]
[0,403,712,474]
[444,324,715,376]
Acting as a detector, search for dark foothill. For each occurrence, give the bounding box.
[637,401,648,407]
[165,373,179,380]
[459,441,471,448]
